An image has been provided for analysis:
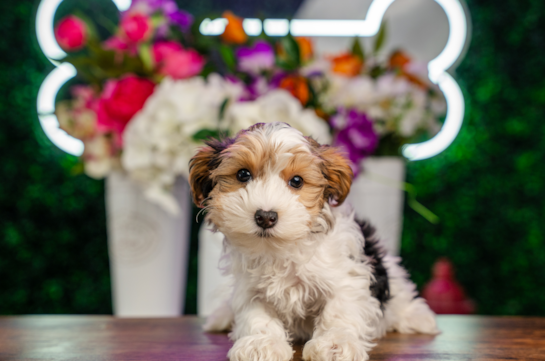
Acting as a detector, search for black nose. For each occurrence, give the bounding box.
[255,210,278,229]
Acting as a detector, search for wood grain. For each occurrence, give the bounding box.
[0,316,544,360]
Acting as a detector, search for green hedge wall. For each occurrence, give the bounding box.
[0,0,544,316]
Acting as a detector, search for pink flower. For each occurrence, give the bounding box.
[97,76,155,144]
[103,36,138,56]
[152,41,204,79]
[152,41,184,63]
[55,15,87,51]
[120,13,153,43]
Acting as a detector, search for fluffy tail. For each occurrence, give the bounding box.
[357,219,391,307]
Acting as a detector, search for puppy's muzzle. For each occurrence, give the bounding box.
[255,210,278,229]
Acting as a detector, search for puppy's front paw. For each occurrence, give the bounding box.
[302,334,370,361]
[228,335,293,361]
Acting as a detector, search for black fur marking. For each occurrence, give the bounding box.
[357,219,391,307]
[190,137,235,202]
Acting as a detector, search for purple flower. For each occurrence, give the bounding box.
[168,10,193,31]
[332,108,378,176]
[127,0,193,32]
[130,0,176,13]
[235,41,275,74]
[238,76,270,101]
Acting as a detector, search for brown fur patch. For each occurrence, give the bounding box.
[188,137,235,207]
[280,147,328,216]
[306,137,354,206]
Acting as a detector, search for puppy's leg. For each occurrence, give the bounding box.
[382,255,439,335]
[228,300,293,361]
[303,286,382,361]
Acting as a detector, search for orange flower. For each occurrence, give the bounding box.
[403,72,428,89]
[221,11,247,44]
[296,37,313,62]
[389,50,427,89]
[331,53,363,77]
[279,75,310,106]
[315,108,329,121]
[389,50,411,70]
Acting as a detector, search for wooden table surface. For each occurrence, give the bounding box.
[1,315,544,360]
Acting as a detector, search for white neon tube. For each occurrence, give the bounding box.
[402,73,464,160]
[36,0,66,62]
[402,0,468,160]
[36,0,132,156]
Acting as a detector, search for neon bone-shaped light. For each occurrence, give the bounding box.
[37,0,468,161]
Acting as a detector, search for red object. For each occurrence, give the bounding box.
[422,258,475,314]
[96,75,155,143]
[120,13,152,43]
[55,15,87,51]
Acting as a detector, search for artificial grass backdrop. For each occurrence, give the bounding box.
[0,0,543,315]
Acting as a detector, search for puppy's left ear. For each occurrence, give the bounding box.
[319,146,354,206]
[189,138,233,207]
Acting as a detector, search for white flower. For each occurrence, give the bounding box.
[324,71,445,139]
[324,75,376,111]
[223,89,332,144]
[376,74,411,99]
[83,136,114,179]
[399,108,425,137]
[122,75,243,214]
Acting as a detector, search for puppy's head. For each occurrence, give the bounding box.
[189,123,353,254]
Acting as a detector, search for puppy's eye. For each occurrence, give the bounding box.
[236,169,252,182]
[289,176,304,189]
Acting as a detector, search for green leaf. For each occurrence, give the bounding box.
[192,129,222,142]
[276,59,298,71]
[150,13,166,28]
[72,10,101,43]
[351,37,365,60]
[373,21,388,53]
[138,43,154,72]
[280,35,301,67]
[219,44,237,71]
[218,98,229,120]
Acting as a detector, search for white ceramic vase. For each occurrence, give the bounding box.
[198,225,228,317]
[347,156,406,256]
[106,171,191,317]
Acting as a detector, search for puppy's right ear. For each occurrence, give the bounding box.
[189,146,215,207]
[189,138,234,207]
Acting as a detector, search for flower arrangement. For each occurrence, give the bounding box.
[55,0,203,182]
[181,14,446,174]
[201,18,446,175]
[54,3,445,212]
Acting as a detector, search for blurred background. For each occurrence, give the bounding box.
[1,0,544,316]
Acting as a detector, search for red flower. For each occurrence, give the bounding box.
[120,13,153,43]
[97,76,155,143]
[55,15,87,51]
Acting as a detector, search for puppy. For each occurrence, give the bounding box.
[189,122,438,361]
